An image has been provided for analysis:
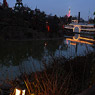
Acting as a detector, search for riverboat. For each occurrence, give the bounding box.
[64,23,95,33]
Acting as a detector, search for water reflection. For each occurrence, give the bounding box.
[66,34,95,45]
[0,40,64,80]
[0,34,95,81]
[66,34,95,57]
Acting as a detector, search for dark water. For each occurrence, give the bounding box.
[0,33,95,81]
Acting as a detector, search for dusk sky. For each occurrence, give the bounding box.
[0,0,95,20]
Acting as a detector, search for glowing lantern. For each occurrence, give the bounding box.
[70,42,76,46]
[46,21,50,32]
[15,88,25,95]
[46,25,50,32]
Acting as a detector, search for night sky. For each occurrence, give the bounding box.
[0,0,95,20]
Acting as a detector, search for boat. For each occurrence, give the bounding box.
[64,22,95,33]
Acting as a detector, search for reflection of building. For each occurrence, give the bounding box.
[66,34,95,56]
[66,34,95,45]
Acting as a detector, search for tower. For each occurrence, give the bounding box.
[15,0,23,9]
[67,8,71,18]
[78,12,80,23]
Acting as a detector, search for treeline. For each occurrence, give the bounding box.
[0,3,72,40]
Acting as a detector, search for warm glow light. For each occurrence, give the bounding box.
[79,37,95,41]
[45,42,47,46]
[69,35,95,45]
[73,34,80,41]
[31,94,35,95]
[70,42,76,46]
[46,25,50,32]
[15,89,25,95]
[22,90,26,95]
[66,38,94,45]
[72,34,95,42]
[73,25,81,33]
[66,24,95,32]
[15,89,21,95]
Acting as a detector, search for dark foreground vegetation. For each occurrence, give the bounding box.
[0,52,95,95]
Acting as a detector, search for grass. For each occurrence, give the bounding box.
[2,52,95,95]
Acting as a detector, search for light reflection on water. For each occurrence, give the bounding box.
[0,34,95,81]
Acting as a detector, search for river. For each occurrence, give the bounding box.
[0,33,95,82]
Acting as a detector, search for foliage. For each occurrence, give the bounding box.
[8,52,95,95]
[0,4,65,40]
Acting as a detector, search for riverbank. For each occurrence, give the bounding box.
[0,52,95,95]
